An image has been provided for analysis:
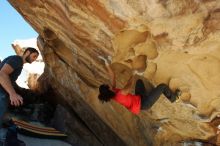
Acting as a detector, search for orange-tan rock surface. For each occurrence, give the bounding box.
[8,0,220,145]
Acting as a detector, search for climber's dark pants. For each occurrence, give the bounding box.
[0,84,38,144]
[135,79,177,110]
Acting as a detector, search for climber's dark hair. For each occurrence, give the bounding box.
[23,47,39,55]
[98,84,115,103]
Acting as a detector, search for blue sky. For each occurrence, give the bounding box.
[0,1,37,59]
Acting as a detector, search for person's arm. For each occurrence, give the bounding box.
[0,64,23,106]
[98,56,116,89]
[121,75,135,95]
[105,64,116,89]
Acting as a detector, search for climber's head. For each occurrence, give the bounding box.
[98,84,115,103]
[23,47,39,63]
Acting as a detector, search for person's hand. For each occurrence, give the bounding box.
[98,56,110,66]
[131,70,144,76]
[132,70,138,75]
[9,93,23,107]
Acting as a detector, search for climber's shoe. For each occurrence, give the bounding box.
[174,89,182,103]
[169,89,182,103]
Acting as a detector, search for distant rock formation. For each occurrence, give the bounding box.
[8,0,220,145]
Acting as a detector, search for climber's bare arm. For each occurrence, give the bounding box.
[105,64,116,89]
[121,75,135,95]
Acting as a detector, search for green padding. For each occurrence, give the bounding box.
[12,118,67,139]
[18,128,67,139]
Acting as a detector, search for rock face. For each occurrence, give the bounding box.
[8,0,220,145]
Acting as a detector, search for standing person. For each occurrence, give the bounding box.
[0,44,39,146]
[98,56,181,115]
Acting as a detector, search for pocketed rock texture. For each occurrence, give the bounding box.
[8,0,220,145]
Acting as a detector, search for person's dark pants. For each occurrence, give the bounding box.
[0,85,38,145]
[0,92,8,146]
[135,79,177,110]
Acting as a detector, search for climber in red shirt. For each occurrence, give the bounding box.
[98,56,181,114]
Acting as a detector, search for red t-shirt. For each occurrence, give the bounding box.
[113,88,141,114]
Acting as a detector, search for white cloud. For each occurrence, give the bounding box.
[13,38,38,48]
[23,62,45,74]
[16,70,29,88]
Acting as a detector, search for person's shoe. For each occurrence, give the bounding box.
[175,89,182,98]
[174,89,182,103]
[0,141,3,146]
[168,89,182,103]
